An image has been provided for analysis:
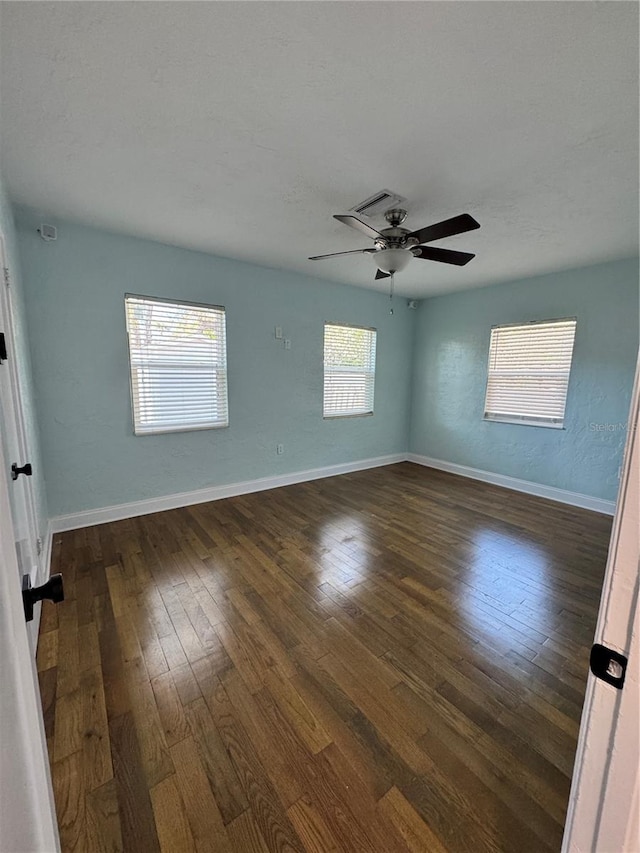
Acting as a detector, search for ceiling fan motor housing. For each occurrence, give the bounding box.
[384,208,408,227]
[372,209,420,271]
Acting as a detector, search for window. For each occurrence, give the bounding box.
[484,318,577,428]
[323,322,377,418]
[125,295,228,435]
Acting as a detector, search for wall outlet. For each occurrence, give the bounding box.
[277,443,284,455]
[284,339,291,350]
[275,326,283,340]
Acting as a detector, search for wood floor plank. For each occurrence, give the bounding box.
[80,665,113,791]
[415,720,561,851]
[226,809,271,853]
[207,673,304,850]
[109,712,161,853]
[317,652,432,775]
[123,663,173,789]
[289,657,400,801]
[97,595,131,722]
[378,786,448,853]
[85,779,124,853]
[38,665,58,741]
[151,670,191,746]
[150,774,196,853]
[172,661,203,705]
[317,742,410,852]
[287,794,342,852]
[39,464,609,852]
[170,736,234,852]
[40,594,60,633]
[54,687,83,763]
[184,697,249,826]
[78,621,101,673]
[57,599,80,697]
[37,628,58,672]
[223,669,306,809]
[52,751,87,852]
[263,668,333,755]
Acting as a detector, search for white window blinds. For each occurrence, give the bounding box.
[323,323,377,418]
[484,318,577,427]
[125,295,228,435]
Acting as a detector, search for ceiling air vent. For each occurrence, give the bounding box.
[350,189,406,219]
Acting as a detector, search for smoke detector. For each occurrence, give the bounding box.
[349,189,406,220]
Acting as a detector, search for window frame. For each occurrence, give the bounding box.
[323,321,377,420]
[483,317,577,430]
[125,293,229,436]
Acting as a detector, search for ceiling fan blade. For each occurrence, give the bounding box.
[413,246,476,266]
[309,248,376,260]
[375,269,391,280]
[333,215,382,240]
[409,213,480,245]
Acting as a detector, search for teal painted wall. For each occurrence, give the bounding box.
[409,259,639,502]
[0,181,48,540]
[15,210,415,517]
[11,205,638,519]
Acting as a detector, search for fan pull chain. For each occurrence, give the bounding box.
[389,272,395,315]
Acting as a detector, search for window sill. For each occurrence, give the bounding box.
[483,416,564,430]
[134,422,229,436]
[323,412,374,420]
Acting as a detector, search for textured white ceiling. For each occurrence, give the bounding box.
[1,2,638,298]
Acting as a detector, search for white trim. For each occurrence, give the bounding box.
[50,454,406,532]
[38,522,53,587]
[0,418,60,852]
[562,353,640,852]
[0,233,40,578]
[407,453,616,515]
[29,523,53,655]
[483,415,565,429]
[50,450,615,532]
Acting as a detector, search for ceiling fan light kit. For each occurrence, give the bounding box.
[373,247,412,274]
[309,205,480,283]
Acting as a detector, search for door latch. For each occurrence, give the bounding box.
[11,462,32,480]
[22,573,64,622]
[590,643,628,689]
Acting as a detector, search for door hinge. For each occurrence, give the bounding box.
[3,267,10,287]
[0,332,7,363]
[590,643,628,689]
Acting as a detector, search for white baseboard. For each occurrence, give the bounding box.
[407,453,616,515]
[50,453,407,532]
[49,449,615,533]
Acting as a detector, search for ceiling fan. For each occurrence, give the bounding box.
[309,208,480,280]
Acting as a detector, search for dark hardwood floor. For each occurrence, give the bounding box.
[37,462,612,852]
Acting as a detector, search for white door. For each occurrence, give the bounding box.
[0,404,59,850]
[562,352,640,852]
[0,236,41,645]
[0,236,39,574]
[0,233,59,850]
